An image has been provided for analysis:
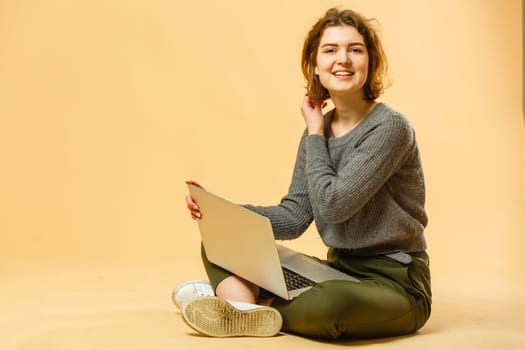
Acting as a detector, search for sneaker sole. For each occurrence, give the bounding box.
[181,296,282,337]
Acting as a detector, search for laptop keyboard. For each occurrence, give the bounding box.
[282,267,316,291]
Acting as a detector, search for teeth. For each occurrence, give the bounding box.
[334,71,353,76]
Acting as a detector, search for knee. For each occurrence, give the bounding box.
[277,280,414,339]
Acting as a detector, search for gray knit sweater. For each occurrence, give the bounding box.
[244,103,427,256]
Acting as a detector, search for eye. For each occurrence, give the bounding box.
[349,47,365,54]
[320,45,338,54]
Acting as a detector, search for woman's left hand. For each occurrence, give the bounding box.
[300,95,326,136]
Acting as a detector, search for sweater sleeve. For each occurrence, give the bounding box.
[305,113,414,224]
[243,131,314,240]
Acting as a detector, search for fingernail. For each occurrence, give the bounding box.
[196,212,201,218]
[193,205,199,210]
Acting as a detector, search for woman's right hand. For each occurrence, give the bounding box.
[300,95,327,136]
[185,180,204,220]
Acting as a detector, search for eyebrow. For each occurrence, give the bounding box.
[320,42,366,48]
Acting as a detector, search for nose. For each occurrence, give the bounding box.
[336,49,350,64]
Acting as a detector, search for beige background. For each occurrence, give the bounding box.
[1,0,524,349]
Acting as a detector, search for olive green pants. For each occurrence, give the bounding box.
[201,244,432,340]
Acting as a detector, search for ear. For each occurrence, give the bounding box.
[314,66,319,75]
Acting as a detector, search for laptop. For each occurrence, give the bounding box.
[188,184,359,300]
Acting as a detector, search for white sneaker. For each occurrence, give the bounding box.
[172,280,214,309]
[181,296,282,337]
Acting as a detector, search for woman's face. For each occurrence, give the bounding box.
[315,25,369,98]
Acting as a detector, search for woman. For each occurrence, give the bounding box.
[174,8,431,340]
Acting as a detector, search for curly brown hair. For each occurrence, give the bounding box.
[301,8,389,102]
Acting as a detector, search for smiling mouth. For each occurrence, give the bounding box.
[333,71,354,76]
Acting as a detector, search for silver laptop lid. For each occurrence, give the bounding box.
[188,184,290,299]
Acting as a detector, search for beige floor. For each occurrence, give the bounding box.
[2,259,525,350]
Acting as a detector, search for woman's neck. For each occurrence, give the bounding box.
[330,94,376,137]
